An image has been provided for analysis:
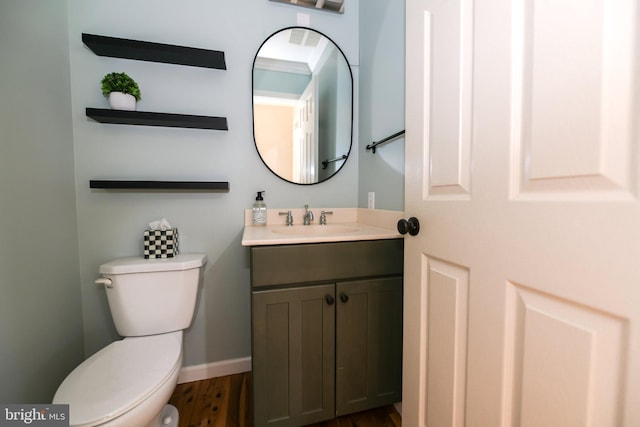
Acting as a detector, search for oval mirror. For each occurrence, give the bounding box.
[252,27,353,185]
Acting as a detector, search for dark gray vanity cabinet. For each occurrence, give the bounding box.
[335,277,403,416]
[250,240,403,427]
[252,284,336,426]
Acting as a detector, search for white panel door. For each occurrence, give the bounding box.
[294,79,318,184]
[404,0,640,426]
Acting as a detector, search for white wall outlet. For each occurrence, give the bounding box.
[368,192,375,209]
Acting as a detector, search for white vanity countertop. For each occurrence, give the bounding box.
[241,208,404,246]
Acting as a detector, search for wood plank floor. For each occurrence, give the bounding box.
[169,372,401,427]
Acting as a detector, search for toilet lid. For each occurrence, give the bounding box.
[99,253,207,274]
[53,332,182,427]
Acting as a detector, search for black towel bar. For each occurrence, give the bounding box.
[321,154,348,169]
[366,129,405,153]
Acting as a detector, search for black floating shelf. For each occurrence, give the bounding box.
[90,180,230,191]
[82,33,226,70]
[86,108,228,130]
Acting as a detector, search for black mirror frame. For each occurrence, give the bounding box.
[251,26,354,185]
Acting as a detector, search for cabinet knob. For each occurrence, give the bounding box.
[325,295,335,305]
[340,292,349,303]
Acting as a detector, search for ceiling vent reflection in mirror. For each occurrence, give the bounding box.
[269,0,345,14]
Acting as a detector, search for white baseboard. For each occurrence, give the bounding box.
[178,356,252,383]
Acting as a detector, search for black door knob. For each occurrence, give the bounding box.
[340,292,349,303]
[397,217,420,236]
[325,295,335,305]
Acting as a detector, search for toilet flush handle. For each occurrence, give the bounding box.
[94,277,113,288]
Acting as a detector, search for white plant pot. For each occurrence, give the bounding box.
[109,92,137,111]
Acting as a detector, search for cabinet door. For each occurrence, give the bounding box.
[336,276,403,415]
[252,284,335,427]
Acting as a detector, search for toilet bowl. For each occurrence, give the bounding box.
[54,331,182,427]
[53,254,207,427]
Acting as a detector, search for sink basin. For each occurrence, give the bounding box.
[270,224,361,236]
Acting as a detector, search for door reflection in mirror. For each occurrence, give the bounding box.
[252,27,353,185]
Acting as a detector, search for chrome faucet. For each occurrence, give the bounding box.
[303,205,314,225]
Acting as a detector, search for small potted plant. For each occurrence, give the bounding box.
[101,72,141,111]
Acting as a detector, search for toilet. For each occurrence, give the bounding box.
[53,253,207,427]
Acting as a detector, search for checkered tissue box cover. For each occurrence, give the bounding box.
[143,229,179,259]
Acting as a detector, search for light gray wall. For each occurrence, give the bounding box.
[67,0,360,366]
[358,0,405,211]
[0,0,84,402]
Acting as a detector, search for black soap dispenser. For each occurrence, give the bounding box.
[252,191,267,225]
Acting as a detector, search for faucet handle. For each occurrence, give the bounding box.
[319,211,333,225]
[278,210,293,226]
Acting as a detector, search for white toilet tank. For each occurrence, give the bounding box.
[98,253,207,337]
